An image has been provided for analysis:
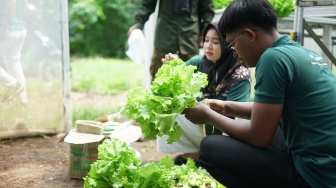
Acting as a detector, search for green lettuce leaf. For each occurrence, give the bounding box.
[123,59,208,143]
[84,138,225,188]
[84,138,142,188]
[214,0,295,18]
[268,0,295,18]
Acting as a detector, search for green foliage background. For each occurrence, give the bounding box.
[213,0,231,9]
[68,0,141,58]
[213,0,295,17]
[68,0,294,58]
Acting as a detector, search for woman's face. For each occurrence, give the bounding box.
[203,28,221,63]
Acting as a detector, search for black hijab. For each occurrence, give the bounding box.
[201,22,239,99]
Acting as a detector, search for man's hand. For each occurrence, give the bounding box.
[127,25,138,37]
[183,102,212,125]
[207,99,226,115]
[161,53,178,64]
[183,99,226,125]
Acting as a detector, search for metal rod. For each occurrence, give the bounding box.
[60,0,72,132]
[303,20,336,66]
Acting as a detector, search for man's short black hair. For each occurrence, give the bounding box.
[218,0,277,36]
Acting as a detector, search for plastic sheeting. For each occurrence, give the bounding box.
[0,0,71,138]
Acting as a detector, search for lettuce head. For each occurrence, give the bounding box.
[124,59,208,143]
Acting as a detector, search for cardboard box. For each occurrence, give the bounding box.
[62,121,142,179]
[69,141,102,179]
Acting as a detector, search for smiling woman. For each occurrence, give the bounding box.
[203,28,221,62]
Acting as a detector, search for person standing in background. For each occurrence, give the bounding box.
[127,0,214,81]
[0,0,28,105]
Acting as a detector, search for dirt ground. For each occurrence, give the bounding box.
[0,92,177,188]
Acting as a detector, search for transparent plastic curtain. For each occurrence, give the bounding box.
[0,0,71,138]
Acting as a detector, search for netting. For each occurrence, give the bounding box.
[0,0,70,138]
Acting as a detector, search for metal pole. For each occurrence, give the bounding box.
[304,21,336,66]
[322,25,333,68]
[297,4,304,44]
[291,1,299,41]
[60,0,72,132]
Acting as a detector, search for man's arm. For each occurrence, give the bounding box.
[134,0,157,30]
[184,101,282,148]
[128,0,157,36]
[207,100,253,119]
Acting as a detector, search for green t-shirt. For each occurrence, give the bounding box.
[254,35,336,187]
[187,55,251,135]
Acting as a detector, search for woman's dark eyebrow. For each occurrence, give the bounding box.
[205,36,220,40]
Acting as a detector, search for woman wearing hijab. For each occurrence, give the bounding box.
[157,22,251,165]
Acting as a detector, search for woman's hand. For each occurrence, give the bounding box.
[161,53,178,64]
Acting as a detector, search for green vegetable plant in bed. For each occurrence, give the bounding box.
[84,138,225,188]
[84,138,142,188]
[214,0,295,18]
[268,0,295,18]
[123,59,208,144]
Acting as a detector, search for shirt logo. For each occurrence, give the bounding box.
[309,54,328,66]
[310,62,328,66]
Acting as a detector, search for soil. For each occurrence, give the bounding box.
[0,92,177,188]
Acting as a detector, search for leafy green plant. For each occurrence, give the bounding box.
[68,0,141,57]
[84,138,225,188]
[213,0,231,9]
[69,0,106,25]
[123,59,208,144]
[213,0,295,18]
[268,0,295,18]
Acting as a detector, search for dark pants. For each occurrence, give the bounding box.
[199,128,309,188]
[150,48,196,82]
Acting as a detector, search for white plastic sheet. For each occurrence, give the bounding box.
[126,29,146,65]
[0,0,70,138]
